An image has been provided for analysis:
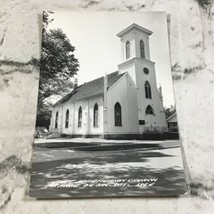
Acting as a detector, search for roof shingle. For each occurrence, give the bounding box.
[54,71,125,106]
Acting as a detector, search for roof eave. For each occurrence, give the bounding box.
[108,73,127,91]
[117,23,153,37]
[166,112,177,121]
[53,92,104,107]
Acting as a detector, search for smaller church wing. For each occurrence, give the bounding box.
[53,71,125,107]
[166,112,177,122]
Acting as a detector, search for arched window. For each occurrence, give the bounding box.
[78,107,82,127]
[114,102,122,126]
[125,41,130,59]
[140,39,145,58]
[55,111,58,129]
[146,105,154,115]
[93,103,98,127]
[145,81,152,98]
[65,109,69,128]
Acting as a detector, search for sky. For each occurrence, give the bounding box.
[48,11,174,108]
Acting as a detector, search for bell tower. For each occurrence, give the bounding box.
[117,23,167,133]
[117,23,154,77]
[117,23,152,62]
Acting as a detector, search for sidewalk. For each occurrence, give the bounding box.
[33,138,181,154]
[34,137,180,146]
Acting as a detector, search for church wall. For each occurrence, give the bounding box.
[106,75,139,135]
[49,105,63,133]
[118,61,136,83]
[49,102,75,134]
[49,110,54,131]
[134,32,150,60]
[87,96,104,135]
[50,96,104,136]
[67,100,85,135]
[60,101,74,135]
[135,60,167,130]
[136,60,157,127]
[120,32,136,60]
[72,96,104,136]
[126,74,139,133]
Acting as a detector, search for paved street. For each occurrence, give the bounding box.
[29,139,187,198]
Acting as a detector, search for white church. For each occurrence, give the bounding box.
[49,23,168,139]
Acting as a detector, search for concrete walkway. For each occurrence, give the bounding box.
[34,137,180,146]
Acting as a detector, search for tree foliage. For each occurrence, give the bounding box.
[164,105,176,119]
[39,28,79,100]
[37,11,79,126]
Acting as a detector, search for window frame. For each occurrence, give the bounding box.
[78,106,82,127]
[55,111,58,129]
[145,105,154,115]
[65,109,69,128]
[125,41,130,60]
[114,102,122,126]
[143,67,149,75]
[140,39,145,58]
[145,81,152,99]
[93,103,99,127]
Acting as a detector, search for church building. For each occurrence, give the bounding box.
[49,23,168,139]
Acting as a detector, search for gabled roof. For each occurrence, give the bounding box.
[117,23,153,37]
[166,112,177,122]
[54,71,125,107]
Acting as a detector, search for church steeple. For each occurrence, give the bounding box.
[117,23,152,61]
[116,23,164,131]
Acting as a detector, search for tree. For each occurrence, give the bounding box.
[36,11,79,127]
[164,105,176,119]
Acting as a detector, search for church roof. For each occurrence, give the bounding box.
[117,23,153,37]
[54,71,125,107]
[166,112,177,122]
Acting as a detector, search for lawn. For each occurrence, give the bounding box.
[29,140,187,198]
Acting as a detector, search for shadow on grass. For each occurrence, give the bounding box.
[29,148,186,198]
[34,142,99,149]
[35,142,164,151]
[73,143,161,151]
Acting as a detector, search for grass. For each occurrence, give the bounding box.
[29,143,186,198]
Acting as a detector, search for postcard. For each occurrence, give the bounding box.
[29,11,187,198]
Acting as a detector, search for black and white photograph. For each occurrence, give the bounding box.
[29,11,187,198]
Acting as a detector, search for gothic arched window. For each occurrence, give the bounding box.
[93,103,98,127]
[145,81,152,98]
[125,41,130,59]
[140,39,145,58]
[65,109,69,128]
[78,107,82,127]
[114,102,122,126]
[146,105,154,115]
[55,111,58,129]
